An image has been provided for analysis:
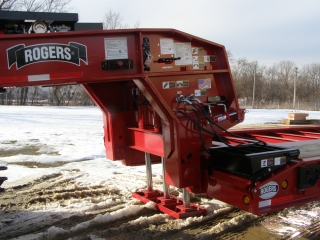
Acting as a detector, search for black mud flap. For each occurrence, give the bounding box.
[0,165,8,192]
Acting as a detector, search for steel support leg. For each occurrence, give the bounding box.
[132,154,206,219]
[145,152,153,192]
[182,188,190,208]
[161,157,170,199]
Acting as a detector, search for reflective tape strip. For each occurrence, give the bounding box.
[259,199,271,208]
[28,74,50,82]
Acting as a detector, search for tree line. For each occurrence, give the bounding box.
[231,57,320,110]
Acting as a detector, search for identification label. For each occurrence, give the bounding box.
[105,37,128,60]
[174,42,192,65]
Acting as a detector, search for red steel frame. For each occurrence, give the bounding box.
[1,28,320,218]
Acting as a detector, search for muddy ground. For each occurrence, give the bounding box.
[1,159,319,240]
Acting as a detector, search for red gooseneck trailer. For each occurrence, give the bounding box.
[1,10,320,219]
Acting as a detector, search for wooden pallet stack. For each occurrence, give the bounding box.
[282,112,320,125]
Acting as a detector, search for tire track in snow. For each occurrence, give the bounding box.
[1,166,320,239]
[0,169,136,239]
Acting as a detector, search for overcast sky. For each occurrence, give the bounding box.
[72,0,320,67]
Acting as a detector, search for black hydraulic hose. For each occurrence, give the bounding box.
[176,100,266,147]
[176,109,239,148]
[175,110,216,136]
[188,102,267,147]
[193,110,210,154]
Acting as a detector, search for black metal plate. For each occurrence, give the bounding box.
[209,144,300,179]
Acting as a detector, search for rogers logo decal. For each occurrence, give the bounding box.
[259,181,279,199]
[7,42,88,69]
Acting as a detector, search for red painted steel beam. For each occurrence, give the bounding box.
[299,131,320,137]
[274,132,319,141]
[246,133,297,143]
[127,128,164,157]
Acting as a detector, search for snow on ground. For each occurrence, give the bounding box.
[0,106,163,188]
[1,106,320,239]
[2,106,320,186]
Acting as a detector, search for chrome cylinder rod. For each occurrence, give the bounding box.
[145,152,153,192]
[182,188,190,208]
[161,157,170,199]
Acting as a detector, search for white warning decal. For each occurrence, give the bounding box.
[160,38,175,54]
[174,42,192,65]
[105,37,128,60]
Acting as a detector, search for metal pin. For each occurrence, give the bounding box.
[161,157,170,199]
[182,188,190,208]
[145,152,153,192]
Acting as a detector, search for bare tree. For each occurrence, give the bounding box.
[0,0,71,12]
[30,86,39,105]
[103,10,124,29]
[102,9,140,29]
[0,0,19,10]
[300,63,320,102]
[227,50,234,64]
[19,87,28,105]
[18,0,71,12]
[231,58,254,99]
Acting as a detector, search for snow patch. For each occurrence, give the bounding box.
[43,202,154,239]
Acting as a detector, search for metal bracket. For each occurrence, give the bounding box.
[101,59,133,70]
[132,190,206,219]
[297,164,320,189]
